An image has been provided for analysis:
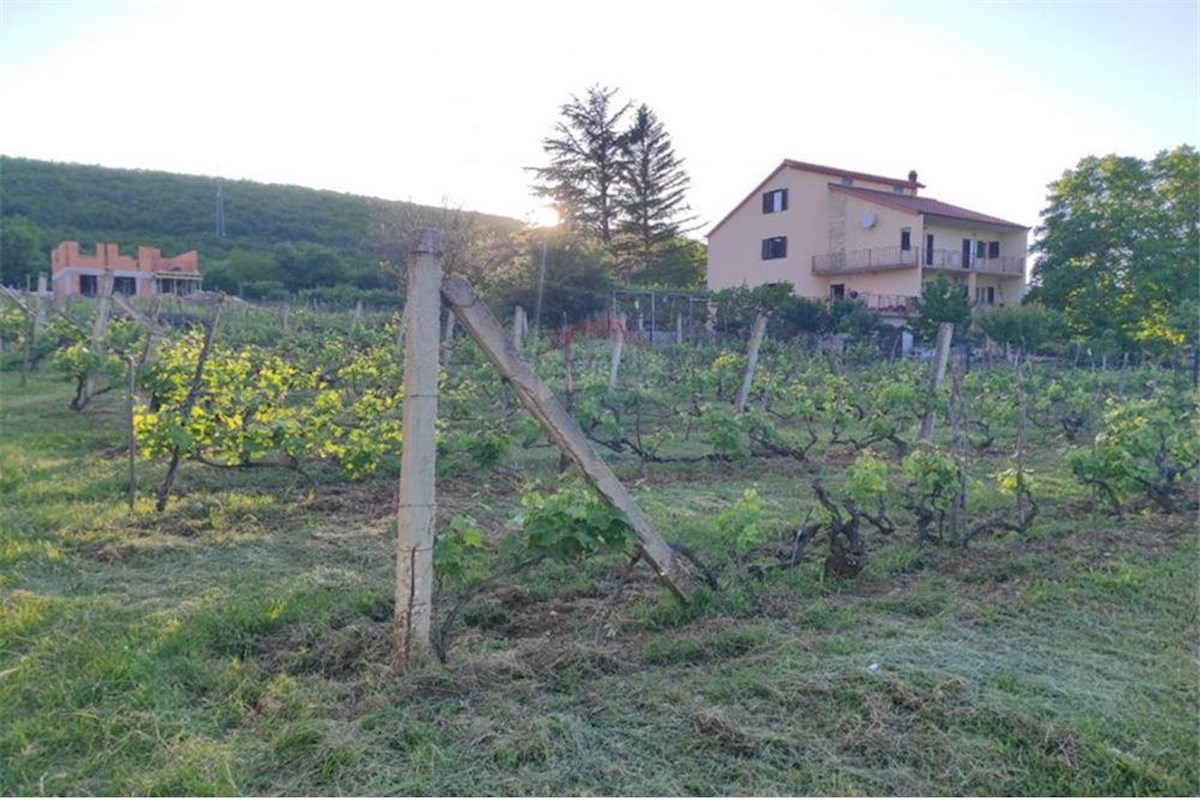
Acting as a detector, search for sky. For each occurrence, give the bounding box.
[1,0,1196,237]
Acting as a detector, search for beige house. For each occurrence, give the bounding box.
[706,160,1028,317]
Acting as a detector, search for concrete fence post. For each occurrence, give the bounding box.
[393,228,443,668]
[919,322,955,442]
[33,274,48,341]
[735,313,769,415]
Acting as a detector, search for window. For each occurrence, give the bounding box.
[79,274,98,297]
[925,233,934,265]
[900,229,912,251]
[892,185,905,194]
[840,176,854,186]
[762,189,788,214]
[975,240,987,259]
[975,286,995,305]
[113,276,137,295]
[830,283,845,300]
[988,241,1000,259]
[761,236,787,260]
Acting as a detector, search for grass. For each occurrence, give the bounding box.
[1,371,1197,795]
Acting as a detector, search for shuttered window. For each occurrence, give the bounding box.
[762,189,788,214]
[761,236,787,259]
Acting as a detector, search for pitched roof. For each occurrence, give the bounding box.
[783,159,925,189]
[707,159,923,237]
[830,184,1027,229]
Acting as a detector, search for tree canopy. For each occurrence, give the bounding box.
[1029,145,1199,352]
[531,86,698,285]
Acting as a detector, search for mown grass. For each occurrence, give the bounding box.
[1,372,1197,795]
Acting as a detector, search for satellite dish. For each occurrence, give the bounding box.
[860,212,877,229]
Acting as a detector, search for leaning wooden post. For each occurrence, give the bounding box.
[441,274,693,602]
[393,229,443,668]
[735,312,768,415]
[918,322,954,442]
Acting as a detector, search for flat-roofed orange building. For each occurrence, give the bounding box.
[50,241,201,298]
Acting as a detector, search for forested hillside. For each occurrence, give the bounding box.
[0,156,522,298]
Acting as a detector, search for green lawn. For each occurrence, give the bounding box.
[1,373,1196,795]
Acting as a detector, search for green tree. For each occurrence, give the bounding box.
[1030,145,1199,352]
[532,85,631,245]
[627,237,706,288]
[973,303,1066,354]
[481,227,614,325]
[613,104,696,281]
[912,275,971,343]
[0,216,45,287]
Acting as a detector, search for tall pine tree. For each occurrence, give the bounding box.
[614,104,695,281]
[532,85,630,244]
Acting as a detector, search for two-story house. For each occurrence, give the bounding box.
[706,160,1028,317]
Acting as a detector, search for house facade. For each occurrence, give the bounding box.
[50,241,202,298]
[706,160,1028,316]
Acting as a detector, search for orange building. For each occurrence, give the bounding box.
[50,241,202,298]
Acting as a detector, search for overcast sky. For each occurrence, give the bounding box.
[1,0,1196,236]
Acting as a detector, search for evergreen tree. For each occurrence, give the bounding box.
[614,104,696,282]
[532,85,631,244]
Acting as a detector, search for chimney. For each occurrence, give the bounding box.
[908,170,918,183]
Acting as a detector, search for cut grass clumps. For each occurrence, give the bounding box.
[642,622,771,666]
[1,371,1197,796]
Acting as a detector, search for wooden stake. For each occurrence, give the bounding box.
[155,298,223,511]
[440,273,693,602]
[393,229,442,668]
[735,313,768,415]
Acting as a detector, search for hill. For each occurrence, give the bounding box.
[0,156,523,298]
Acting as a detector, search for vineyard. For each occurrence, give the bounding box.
[1,286,1197,795]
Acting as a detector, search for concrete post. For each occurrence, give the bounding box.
[393,229,443,668]
[33,275,48,341]
[512,305,526,350]
[919,322,954,442]
[608,312,625,390]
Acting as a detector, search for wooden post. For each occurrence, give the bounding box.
[607,312,625,390]
[127,355,137,512]
[393,229,443,668]
[441,273,693,602]
[81,271,115,407]
[155,299,223,511]
[735,312,768,415]
[918,322,954,442]
[675,312,683,345]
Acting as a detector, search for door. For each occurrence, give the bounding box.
[925,234,934,265]
[961,239,972,269]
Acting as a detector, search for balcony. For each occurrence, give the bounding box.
[812,246,919,275]
[813,247,1025,277]
[923,248,1025,276]
[851,291,916,316]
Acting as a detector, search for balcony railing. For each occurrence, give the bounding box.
[812,246,920,275]
[813,247,1025,277]
[923,248,1025,276]
[846,291,917,315]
